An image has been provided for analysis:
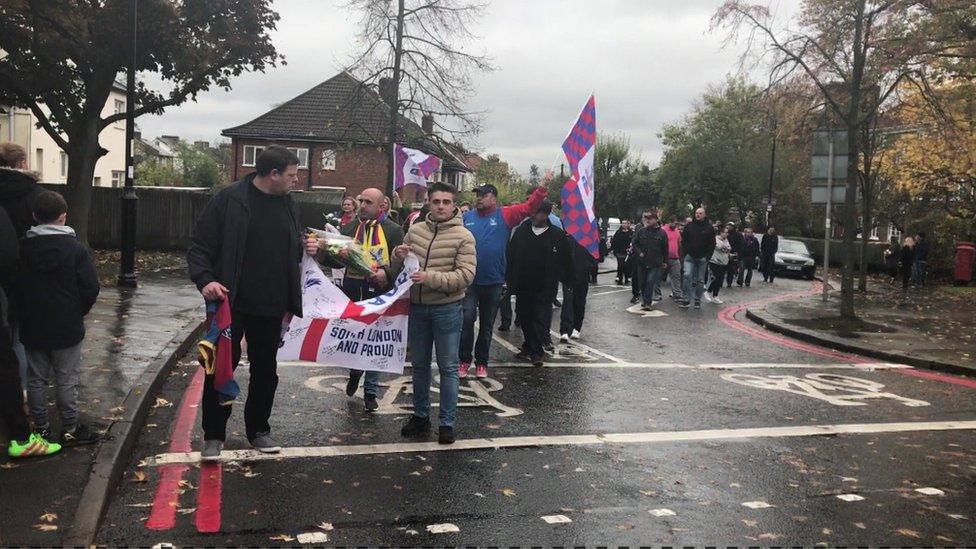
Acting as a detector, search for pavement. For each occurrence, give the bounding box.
[87,272,976,546]
[747,285,976,377]
[0,273,203,547]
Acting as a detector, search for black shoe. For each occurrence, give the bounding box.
[543,343,555,354]
[745,283,750,287]
[61,423,102,447]
[693,300,702,309]
[35,424,52,440]
[438,426,455,445]
[629,296,640,304]
[515,350,531,361]
[346,370,364,396]
[498,324,510,332]
[531,355,545,367]
[641,304,653,311]
[401,415,431,438]
[737,283,743,287]
[552,299,562,307]
[677,300,691,309]
[364,394,378,412]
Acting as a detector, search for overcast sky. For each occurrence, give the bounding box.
[138,0,797,175]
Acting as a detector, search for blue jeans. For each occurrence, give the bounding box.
[641,266,663,305]
[460,284,504,365]
[682,255,709,302]
[410,301,463,427]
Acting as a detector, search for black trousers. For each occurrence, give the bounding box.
[560,280,589,335]
[708,263,728,296]
[632,261,645,298]
[202,311,282,442]
[0,324,29,442]
[737,257,756,286]
[516,293,550,358]
[760,254,776,282]
[725,257,739,286]
[615,254,629,282]
[498,288,512,328]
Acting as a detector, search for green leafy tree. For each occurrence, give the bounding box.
[0,1,282,244]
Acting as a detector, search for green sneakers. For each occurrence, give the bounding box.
[7,432,62,458]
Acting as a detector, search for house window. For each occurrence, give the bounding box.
[35,149,43,178]
[321,149,336,171]
[60,152,68,178]
[114,99,125,114]
[94,177,101,186]
[287,147,309,169]
[111,170,125,187]
[888,224,902,241]
[242,145,265,167]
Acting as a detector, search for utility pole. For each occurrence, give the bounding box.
[118,0,138,288]
[766,117,776,228]
[822,133,833,302]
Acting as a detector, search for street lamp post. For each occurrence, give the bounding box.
[118,0,139,288]
[766,116,776,228]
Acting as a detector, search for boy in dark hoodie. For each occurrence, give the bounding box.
[19,191,101,446]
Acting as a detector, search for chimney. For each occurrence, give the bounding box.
[422,114,434,135]
[378,77,396,107]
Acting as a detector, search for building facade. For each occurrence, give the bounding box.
[0,81,127,187]
[222,72,474,200]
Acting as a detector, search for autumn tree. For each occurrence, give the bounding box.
[346,0,493,197]
[714,0,976,318]
[0,1,282,244]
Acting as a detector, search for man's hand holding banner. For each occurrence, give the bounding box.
[277,254,419,374]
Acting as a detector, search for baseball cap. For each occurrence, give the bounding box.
[474,184,498,196]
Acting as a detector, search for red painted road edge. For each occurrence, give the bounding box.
[146,367,205,530]
[720,281,976,389]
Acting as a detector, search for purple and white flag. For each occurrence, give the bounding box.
[393,144,441,190]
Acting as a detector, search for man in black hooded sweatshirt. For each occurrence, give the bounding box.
[679,207,716,309]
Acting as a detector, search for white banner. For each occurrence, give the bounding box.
[277,255,418,373]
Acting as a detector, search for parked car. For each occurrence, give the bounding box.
[773,238,816,279]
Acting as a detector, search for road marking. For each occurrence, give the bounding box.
[722,372,930,407]
[146,368,205,531]
[547,331,626,363]
[590,288,633,297]
[490,332,522,355]
[280,361,911,371]
[625,304,669,317]
[145,419,976,466]
[195,464,222,533]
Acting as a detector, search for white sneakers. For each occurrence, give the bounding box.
[703,292,713,303]
[570,329,581,340]
[559,333,570,343]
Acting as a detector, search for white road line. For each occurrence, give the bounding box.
[547,332,626,363]
[147,420,976,466]
[277,361,912,371]
[490,332,523,355]
[589,288,633,297]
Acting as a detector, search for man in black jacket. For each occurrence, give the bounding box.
[507,201,573,366]
[679,207,716,309]
[610,219,634,285]
[737,227,761,287]
[760,226,779,283]
[725,222,744,288]
[632,213,669,310]
[561,237,597,342]
[187,146,306,461]
[759,227,779,284]
[912,230,929,286]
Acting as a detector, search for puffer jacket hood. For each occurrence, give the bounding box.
[0,167,45,237]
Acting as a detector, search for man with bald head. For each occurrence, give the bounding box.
[312,187,403,412]
[679,206,716,309]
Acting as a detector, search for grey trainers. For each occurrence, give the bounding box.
[250,432,281,453]
[201,439,223,462]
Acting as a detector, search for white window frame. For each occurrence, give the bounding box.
[114,99,125,115]
[242,145,265,167]
[111,170,124,188]
[287,147,309,169]
[320,149,336,171]
[59,152,68,178]
[888,224,902,241]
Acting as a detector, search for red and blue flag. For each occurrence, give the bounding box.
[560,95,599,259]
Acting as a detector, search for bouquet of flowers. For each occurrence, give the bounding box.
[307,227,374,277]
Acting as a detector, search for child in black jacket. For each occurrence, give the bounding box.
[19,191,101,446]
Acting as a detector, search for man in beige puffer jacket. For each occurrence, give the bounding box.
[391,182,476,444]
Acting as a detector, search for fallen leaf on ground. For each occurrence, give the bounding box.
[742,519,758,527]
[33,524,58,532]
[896,528,921,538]
[132,471,147,483]
[269,534,295,542]
[500,488,517,497]
[39,513,57,523]
[758,533,781,541]
[317,522,333,531]
[153,397,172,408]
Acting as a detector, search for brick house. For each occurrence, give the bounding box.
[221,72,473,200]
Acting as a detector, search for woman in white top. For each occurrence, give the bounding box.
[706,228,732,304]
